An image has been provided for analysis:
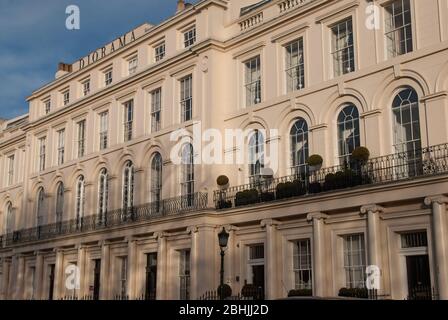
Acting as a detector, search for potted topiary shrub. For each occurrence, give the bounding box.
[241,283,262,300]
[217,284,232,299]
[292,179,306,196]
[288,289,313,297]
[235,189,259,207]
[307,154,324,171]
[352,147,370,164]
[276,182,287,200]
[338,287,368,299]
[217,199,232,209]
[217,175,230,189]
[324,173,336,191]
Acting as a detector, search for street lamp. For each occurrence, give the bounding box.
[218,227,230,300]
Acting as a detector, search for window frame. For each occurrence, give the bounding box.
[180,75,193,122]
[342,233,367,289]
[183,26,196,48]
[284,37,305,92]
[99,111,109,150]
[330,17,355,77]
[123,100,134,142]
[128,56,138,75]
[82,79,91,96]
[337,104,361,165]
[293,239,313,290]
[384,0,414,58]
[7,154,15,186]
[62,90,70,106]
[57,129,65,165]
[104,68,113,86]
[244,55,262,107]
[154,42,166,62]
[151,88,162,133]
[38,136,46,172]
[290,119,309,176]
[77,120,86,158]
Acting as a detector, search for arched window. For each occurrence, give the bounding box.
[181,144,194,206]
[290,118,309,175]
[392,87,421,153]
[98,168,108,222]
[337,104,360,165]
[122,161,134,209]
[56,182,64,224]
[248,130,264,182]
[37,187,45,226]
[75,176,85,222]
[151,153,163,209]
[5,202,14,234]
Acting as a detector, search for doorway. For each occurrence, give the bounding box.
[93,259,101,300]
[406,255,432,300]
[145,253,157,300]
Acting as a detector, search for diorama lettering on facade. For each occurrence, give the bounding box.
[78,31,137,70]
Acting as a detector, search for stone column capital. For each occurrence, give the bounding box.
[306,212,328,222]
[224,225,239,233]
[154,231,168,240]
[424,195,448,206]
[187,226,198,234]
[360,204,385,215]
[260,219,281,227]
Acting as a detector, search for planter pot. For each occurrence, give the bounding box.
[309,164,322,172]
[308,182,322,194]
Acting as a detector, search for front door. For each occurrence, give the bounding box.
[93,259,101,300]
[48,264,55,300]
[252,265,265,299]
[145,253,157,300]
[406,255,432,300]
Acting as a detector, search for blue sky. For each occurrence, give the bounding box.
[0,0,199,120]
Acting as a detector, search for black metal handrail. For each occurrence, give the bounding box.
[214,143,448,209]
[0,192,208,247]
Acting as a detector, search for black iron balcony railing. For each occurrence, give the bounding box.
[214,143,448,210]
[0,192,208,248]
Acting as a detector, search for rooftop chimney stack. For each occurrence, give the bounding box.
[177,0,185,13]
[55,62,73,79]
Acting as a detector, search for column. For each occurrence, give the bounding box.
[1,258,11,300]
[14,255,26,300]
[100,242,111,300]
[34,252,44,300]
[77,246,86,298]
[424,196,448,299]
[307,212,328,297]
[156,232,167,300]
[360,205,384,266]
[193,225,216,299]
[224,225,237,291]
[188,226,199,300]
[53,249,64,299]
[360,204,384,294]
[261,219,280,299]
[126,239,138,299]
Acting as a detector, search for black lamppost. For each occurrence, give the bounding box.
[218,227,230,300]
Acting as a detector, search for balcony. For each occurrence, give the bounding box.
[214,144,448,210]
[0,192,208,248]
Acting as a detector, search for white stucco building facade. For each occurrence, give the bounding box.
[1,0,448,300]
